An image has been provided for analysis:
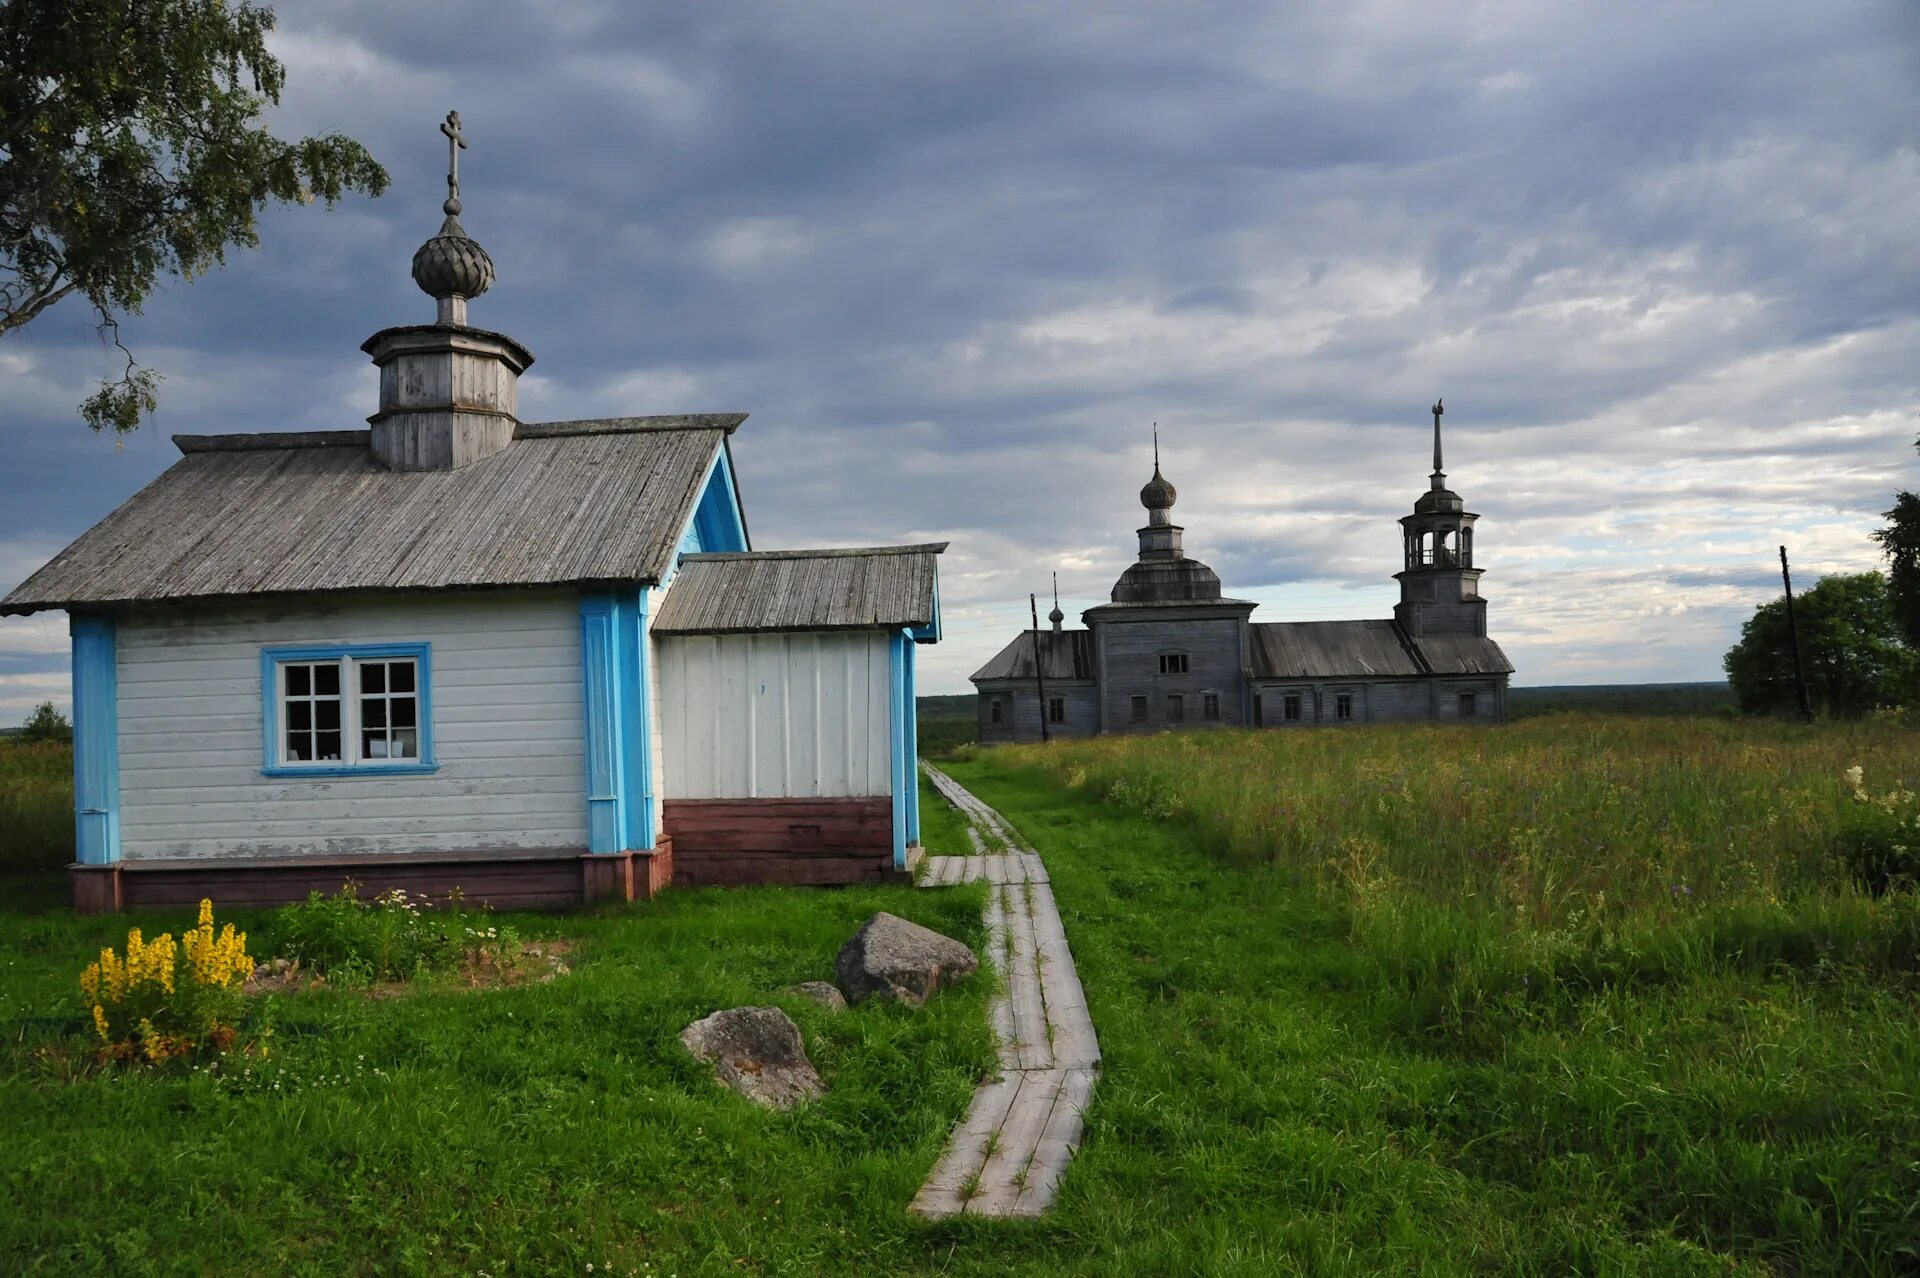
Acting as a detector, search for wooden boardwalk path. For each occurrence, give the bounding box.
[911,763,1100,1219]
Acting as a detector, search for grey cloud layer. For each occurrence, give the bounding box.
[2,0,1915,712]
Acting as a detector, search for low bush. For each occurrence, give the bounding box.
[79,898,255,1064]
[266,882,518,985]
[1836,763,1920,895]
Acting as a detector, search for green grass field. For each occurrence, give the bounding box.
[3,718,1918,1274]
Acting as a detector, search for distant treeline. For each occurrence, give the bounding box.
[916,683,1736,755]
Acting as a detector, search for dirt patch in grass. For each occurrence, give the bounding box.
[243,939,575,997]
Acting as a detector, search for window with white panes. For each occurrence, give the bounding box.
[265,645,433,773]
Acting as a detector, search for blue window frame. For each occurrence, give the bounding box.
[260,643,437,777]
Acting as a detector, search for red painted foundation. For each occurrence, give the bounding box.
[70,841,675,915]
[662,797,907,886]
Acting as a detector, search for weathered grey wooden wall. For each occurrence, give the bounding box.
[976,680,1099,745]
[1250,675,1508,725]
[1093,617,1247,732]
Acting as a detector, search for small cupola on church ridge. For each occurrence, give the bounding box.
[361,111,535,471]
[1109,430,1226,603]
[1394,399,1489,638]
[1048,572,1065,632]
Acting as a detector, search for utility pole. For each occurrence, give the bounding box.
[1030,592,1051,743]
[1779,546,1814,723]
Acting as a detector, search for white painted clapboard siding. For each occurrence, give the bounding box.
[117,591,587,860]
[657,631,890,800]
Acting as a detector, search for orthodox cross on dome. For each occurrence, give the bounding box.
[1430,397,1446,488]
[440,110,468,216]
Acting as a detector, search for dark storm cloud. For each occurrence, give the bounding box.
[3,0,1918,713]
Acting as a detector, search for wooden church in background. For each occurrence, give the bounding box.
[2,113,943,913]
[971,404,1513,741]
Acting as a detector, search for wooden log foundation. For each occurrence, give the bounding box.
[70,843,675,915]
[662,797,908,886]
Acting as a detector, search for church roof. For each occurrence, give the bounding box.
[970,629,1096,682]
[0,416,745,616]
[652,544,946,635]
[1249,620,1513,680]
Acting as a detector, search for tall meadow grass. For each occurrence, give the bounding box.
[1000,714,1920,1035]
[0,740,72,874]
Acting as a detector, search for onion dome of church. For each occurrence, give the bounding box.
[1140,465,1177,512]
[1048,600,1065,626]
[409,111,494,307]
[412,214,495,302]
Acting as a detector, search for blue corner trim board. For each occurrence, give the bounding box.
[580,593,626,854]
[889,628,910,869]
[582,589,652,854]
[620,591,655,850]
[71,613,120,865]
[905,638,921,845]
[259,643,438,778]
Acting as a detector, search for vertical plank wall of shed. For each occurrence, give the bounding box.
[656,631,893,800]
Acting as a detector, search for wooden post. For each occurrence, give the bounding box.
[1030,593,1051,743]
[1779,546,1814,723]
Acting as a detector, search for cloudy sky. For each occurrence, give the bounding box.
[5,1,1919,715]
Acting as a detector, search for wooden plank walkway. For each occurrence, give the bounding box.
[910,762,1099,1219]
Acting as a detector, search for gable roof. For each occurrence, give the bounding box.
[1250,620,1513,680]
[0,416,745,616]
[970,630,1096,682]
[651,544,946,635]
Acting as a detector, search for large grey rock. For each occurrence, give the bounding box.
[834,912,979,1006]
[680,1007,826,1110]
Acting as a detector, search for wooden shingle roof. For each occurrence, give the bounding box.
[0,417,744,616]
[651,544,946,635]
[1249,620,1513,680]
[969,630,1096,682]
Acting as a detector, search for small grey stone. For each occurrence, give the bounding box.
[834,912,979,1006]
[788,980,848,1012]
[680,1007,826,1110]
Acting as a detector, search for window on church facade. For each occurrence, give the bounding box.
[1158,652,1188,675]
[1284,693,1302,721]
[1168,693,1184,721]
[1048,697,1065,723]
[1203,692,1219,720]
[990,698,1003,724]
[1459,692,1476,718]
[1129,695,1147,722]
[1336,692,1353,720]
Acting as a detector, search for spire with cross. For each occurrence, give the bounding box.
[410,109,495,323]
[1430,397,1446,488]
[440,110,468,217]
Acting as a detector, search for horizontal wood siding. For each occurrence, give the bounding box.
[1094,617,1246,733]
[1437,678,1502,720]
[1369,680,1431,722]
[976,681,1098,745]
[664,797,895,885]
[657,631,890,799]
[116,592,587,860]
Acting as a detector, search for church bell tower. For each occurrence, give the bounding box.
[1393,399,1488,638]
